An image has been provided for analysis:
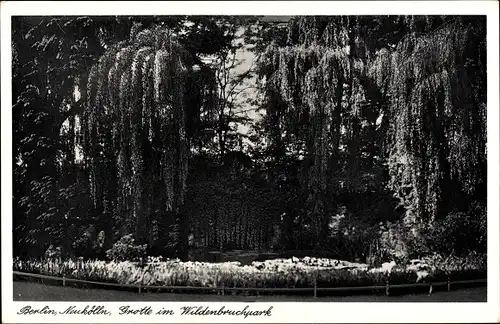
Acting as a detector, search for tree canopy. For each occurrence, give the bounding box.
[13,15,486,262]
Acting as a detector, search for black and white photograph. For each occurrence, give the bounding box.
[2,1,499,323]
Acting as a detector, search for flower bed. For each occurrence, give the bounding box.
[13,253,486,290]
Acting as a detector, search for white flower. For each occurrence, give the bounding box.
[381,261,397,273]
[416,270,429,282]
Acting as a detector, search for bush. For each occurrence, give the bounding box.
[356,202,488,266]
[365,221,412,266]
[105,234,147,262]
[325,227,379,263]
[44,245,62,260]
[423,204,486,256]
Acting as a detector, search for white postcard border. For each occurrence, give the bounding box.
[2,1,499,323]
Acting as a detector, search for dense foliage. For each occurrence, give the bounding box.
[249,15,486,257]
[105,234,148,262]
[13,16,486,266]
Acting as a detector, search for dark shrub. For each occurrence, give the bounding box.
[423,203,486,256]
[105,234,147,261]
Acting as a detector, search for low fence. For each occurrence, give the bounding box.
[13,271,487,297]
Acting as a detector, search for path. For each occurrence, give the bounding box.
[13,281,486,302]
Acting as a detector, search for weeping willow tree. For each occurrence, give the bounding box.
[256,16,394,250]
[367,17,487,223]
[256,16,486,248]
[82,24,208,253]
[257,37,367,245]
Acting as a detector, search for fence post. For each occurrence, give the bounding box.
[385,280,390,296]
[139,284,142,294]
[221,283,225,296]
[314,279,317,298]
[63,275,66,287]
[428,283,433,295]
[447,277,451,291]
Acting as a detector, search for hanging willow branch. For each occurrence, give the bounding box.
[257,38,370,194]
[372,18,487,222]
[258,16,486,228]
[82,25,195,240]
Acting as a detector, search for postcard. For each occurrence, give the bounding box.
[1,1,499,323]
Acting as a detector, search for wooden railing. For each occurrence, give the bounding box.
[13,271,487,297]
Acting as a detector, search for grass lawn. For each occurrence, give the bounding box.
[13,281,486,302]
